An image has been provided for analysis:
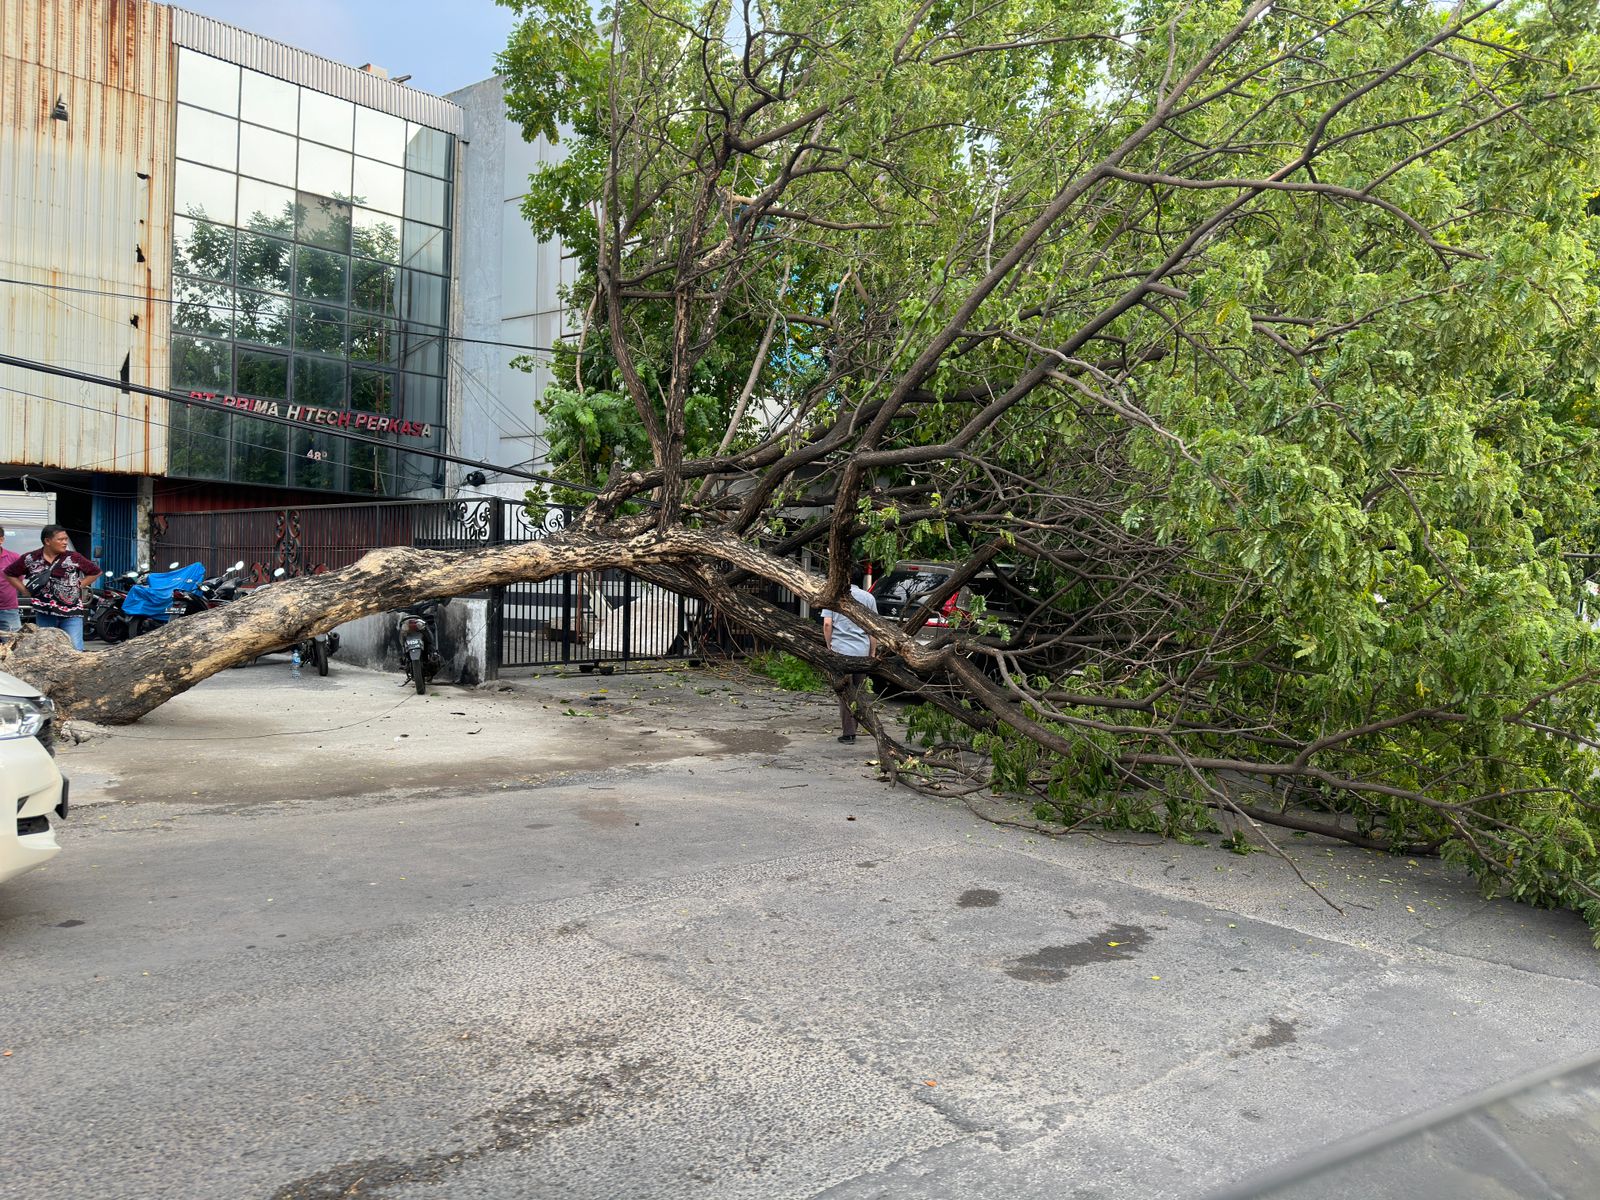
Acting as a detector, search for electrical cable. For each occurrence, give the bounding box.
[0,275,569,356]
[0,353,603,494]
[5,274,557,468]
[0,385,437,496]
[84,693,420,741]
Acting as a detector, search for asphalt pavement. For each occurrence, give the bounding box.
[2,662,1597,1199]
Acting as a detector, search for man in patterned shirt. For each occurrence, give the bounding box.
[4,525,100,651]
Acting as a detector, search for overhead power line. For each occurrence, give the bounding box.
[0,352,601,495]
[0,276,571,357]
[1,384,439,496]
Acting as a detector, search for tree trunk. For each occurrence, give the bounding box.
[0,526,941,726]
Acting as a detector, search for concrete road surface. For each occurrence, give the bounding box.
[2,664,1597,1199]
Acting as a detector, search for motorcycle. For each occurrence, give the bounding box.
[87,564,151,644]
[248,568,341,676]
[298,624,341,678]
[395,598,449,695]
[182,560,248,615]
[122,563,207,637]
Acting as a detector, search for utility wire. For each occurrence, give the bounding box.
[0,385,443,495]
[0,353,602,495]
[5,272,556,453]
[0,275,570,356]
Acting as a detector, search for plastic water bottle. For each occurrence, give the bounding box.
[290,647,301,679]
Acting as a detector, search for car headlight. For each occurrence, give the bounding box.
[0,693,54,739]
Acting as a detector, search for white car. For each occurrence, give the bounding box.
[0,669,66,884]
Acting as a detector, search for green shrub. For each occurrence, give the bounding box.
[749,651,829,693]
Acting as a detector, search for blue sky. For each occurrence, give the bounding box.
[169,0,517,97]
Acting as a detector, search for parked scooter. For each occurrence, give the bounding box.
[250,568,341,677]
[122,563,207,637]
[87,563,152,644]
[395,598,449,695]
[181,560,247,614]
[298,624,341,677]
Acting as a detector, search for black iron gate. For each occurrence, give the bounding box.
[492,503,705,670]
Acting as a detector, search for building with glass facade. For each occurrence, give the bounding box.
[167,43,457,496]
[3,2,550,572]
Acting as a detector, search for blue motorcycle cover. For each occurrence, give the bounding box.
[123,563,208,619]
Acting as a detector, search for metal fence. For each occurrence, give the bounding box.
[151,499,500,584]
[150,497,728,675]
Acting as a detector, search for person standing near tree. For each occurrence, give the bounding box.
[821,564,878,744]
[0,528,20,634]
[3,525,100,651]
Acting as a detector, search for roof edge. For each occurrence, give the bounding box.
[168,6,463,135]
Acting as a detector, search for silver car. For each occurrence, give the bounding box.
[0,669,66,885]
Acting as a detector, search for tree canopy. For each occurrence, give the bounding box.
[490,0,1600,934]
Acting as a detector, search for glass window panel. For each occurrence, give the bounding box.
[398,451,448,499]
[396,439,444,493]
[352,209,401,263]
[240,69,297,133]
[399,372,443,423]
[291,428,342,490]
[173,159,237,225]
[403,172,450,227]
[173,276,232,338]
[235,290,292,347]
[350,367,395,413]
[347,443,396,494]
[236,231,293,294]
[350,259,397,316]
[300,90,354,150]
[171,334,232,392]
[298,141,352,199]
[355,107,406,163]
[172,216,234,282]
[233,417,288,487]
[238,123,297,187]
[235,347,290,399]
[399,269,447,329]
[295,303,347,355]
[237,177,296,235]
[294,354,346,407]
[352,157,404,216]
[296,191,352,251]
[175,104,237,172]
[401,334,443,378]
[294,246,349,303]
[401,220,446,274]
[170,403,229,481]
[405,123,451,177]
[349,315,397,364]
[177,50,239,117]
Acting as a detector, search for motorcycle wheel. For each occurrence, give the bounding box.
[313,638,329,677]
[413,658,428,695]
[95,612,129,645]
[129,616,161,638]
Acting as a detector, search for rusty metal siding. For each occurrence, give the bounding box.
[168,8,463,135]
[1,0,173,475]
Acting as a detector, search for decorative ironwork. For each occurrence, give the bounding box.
[447,499,492,543]
[275,511,305,577]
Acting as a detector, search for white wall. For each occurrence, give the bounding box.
[446,76,574,501]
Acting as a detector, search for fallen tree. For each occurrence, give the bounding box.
[12,0,1600,934]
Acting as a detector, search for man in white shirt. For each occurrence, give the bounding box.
[821,565,878,744]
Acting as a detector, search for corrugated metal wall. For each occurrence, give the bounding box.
[0,0,173,475]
